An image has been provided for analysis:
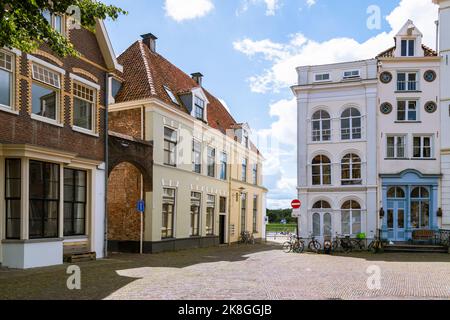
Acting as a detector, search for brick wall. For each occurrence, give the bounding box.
[109,108,142,139]
[107,162,143,241]
[0,28,108,162]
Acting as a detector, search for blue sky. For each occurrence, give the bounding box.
[103,0,439,209]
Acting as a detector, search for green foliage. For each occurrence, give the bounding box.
[266,209,296,224]
[0,0,127,57]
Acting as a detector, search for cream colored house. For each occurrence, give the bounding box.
[107,34,266,253]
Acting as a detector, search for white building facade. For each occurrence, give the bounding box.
[292,60,378,242]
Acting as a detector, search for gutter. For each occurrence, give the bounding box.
[104,73,112,259]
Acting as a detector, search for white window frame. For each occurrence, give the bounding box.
[397,71,419,91]
[311,155,332,186]
[43,10,65,35]
[341,153,362,185]
[343,70,360,79]
[341,201,362,236]
[311,110,331,142]
[163,126,178,167]
[397,99,419,122]
[401,39,415,57]
[194,96,205,120]
[192,139,202,174]
[72,81,97,135]
[314,73,331,82]
[340,107,362,141]
[412,135,433,159]
[207,146,216,178]
[386,135,407,159]
[0,49,15,112]
[30,62,62,126]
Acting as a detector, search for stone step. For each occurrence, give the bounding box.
[63,252,97,263]
[384,245,448,253]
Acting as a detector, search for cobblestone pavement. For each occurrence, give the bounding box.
[1,243,450,300]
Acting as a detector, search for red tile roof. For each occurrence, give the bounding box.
[115,40,260,154]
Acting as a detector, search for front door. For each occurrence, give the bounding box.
[219,215,226,244]
[386,201,406,241]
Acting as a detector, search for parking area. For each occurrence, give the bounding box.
[1,242,450,300]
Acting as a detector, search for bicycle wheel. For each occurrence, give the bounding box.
[282,242,292,253]
[332,240,339,251]
[368,241,375,253]
[309,241,321,253]
[293,241,305,253]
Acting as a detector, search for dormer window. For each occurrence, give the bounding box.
[194,96,205,120]
[243,130,249,148]
[42,10,64,34]
[164,86,179,105]
[315,73,330,82]
[401,39,415,57]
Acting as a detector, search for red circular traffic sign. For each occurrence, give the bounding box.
[291,199,301,209]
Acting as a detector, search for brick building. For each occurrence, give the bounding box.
[0,16,122,268]
[108,34,267,253]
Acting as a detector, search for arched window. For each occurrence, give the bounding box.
[341,200,361,235]
[411,187,430,229]
[341,153,362,185]
[312,155,331,186]
[312,110,331,142]
[341,108,361,140]
[387,187,405,199]
[323,213,332,237]
[312,201,331,209]
[313,213,321,237]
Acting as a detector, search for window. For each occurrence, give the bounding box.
[397,100,417,121]
[312,110,331,142]
[243,131,249,148]
[220,197,227,213]
[313,213,321,236]
[312,201,332,237]
[220,152,228,180]
[413,136,432,159]
[411,187,430,229]
[341,154,362,185]
[242,158,248,182]
[401,39,415,57]
[192,140,202,174]
[164,86,179,105]
[312,155,331,186]
[31,64,60,121]
[162,188,175,239]
[312,201,331,209]
[206,195,215,235]
[387,187,405,199]
[252,195,258,233]
[323,213,332,237]
[194,96,205,120]
[190,192,201,237]
[73,82,95,131]
[42,10,64,34]
[207,147,216,178]
[387,136,406,158]
[343,70,360,79]
[5,159,21,239]
[341,108,361,140]
[164,127,177,166]
[252,163,258,185]
[341,200,361,235]
[64,169,87,236]
[315,73,330,82]
[29,161,59,239]
[0,50,14,109]
[397,72,417,91]
[240,193,247,232]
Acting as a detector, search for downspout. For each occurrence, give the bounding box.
[104,73,112,259]
[227,145,233,245]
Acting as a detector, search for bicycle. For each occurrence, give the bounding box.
[282,234,305,253]
[332,234,353,253]
[350,237,367,251]
[367,230,386,253]
[239,231,255,245]
[308,234,322,253]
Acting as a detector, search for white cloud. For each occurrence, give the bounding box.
[234,0,438,93]
[164,0,214,22]
[306,0,316,8]
[237,0,282,16]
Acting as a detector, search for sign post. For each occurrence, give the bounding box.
[291,200,302,238]
[137,200,145,254]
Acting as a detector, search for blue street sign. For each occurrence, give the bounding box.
[137,200,145,213]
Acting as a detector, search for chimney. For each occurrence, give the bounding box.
[141,33,158,53]
[191,72,204,86]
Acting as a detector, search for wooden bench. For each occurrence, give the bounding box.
[412,230,435,244]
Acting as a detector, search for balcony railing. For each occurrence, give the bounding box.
[397,81,418,91]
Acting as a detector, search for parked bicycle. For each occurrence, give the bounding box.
[239,231,255,245]
[282,234,305,254]
[332,233,353,253]
[367,230,386,253]
[308,234,322,253]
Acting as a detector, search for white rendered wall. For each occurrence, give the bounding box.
[2,241,63,269]
[94,165,106,259]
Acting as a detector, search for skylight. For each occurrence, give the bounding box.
[164,86,179,105]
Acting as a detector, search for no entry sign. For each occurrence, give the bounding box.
[291,199,301,209]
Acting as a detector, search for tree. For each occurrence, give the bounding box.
[0,0,127,57]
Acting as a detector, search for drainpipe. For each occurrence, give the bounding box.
[104,73,113,259]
